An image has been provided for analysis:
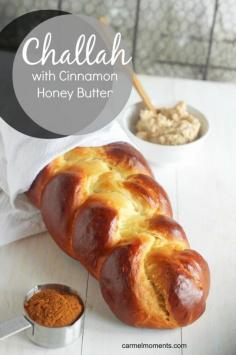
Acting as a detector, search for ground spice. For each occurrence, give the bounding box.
[24,288,83,327]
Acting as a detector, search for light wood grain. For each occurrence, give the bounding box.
[0,233,88,354]
[0,76,236,354]
[132,74,156,112]
[82,165,181,355]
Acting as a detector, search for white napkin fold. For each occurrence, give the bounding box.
[0,118,130,247]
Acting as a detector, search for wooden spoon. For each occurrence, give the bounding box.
[99,17,156,112]
[131,73,156,112]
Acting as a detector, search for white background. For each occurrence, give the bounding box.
[0,75,235,355]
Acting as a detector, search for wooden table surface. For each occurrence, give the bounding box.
[0,76,235,355]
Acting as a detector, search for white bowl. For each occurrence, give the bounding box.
[120,101,210,166]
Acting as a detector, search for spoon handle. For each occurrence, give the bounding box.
[99,16,156,113]
[0,316,32,341]
[132,73,156,112]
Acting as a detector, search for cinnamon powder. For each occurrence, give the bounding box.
[24,288,83,327]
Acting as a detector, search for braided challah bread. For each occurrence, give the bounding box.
[27,142,210,328]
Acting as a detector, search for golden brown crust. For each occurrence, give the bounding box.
[104,142,153,177]
[146,248,210,327]
[27,142,210,328]
[100,240,149,327]
[26,157,64,208]
[40,171,85,257]
[148,215,189,245]
[72,197,118,278]
[124,174,172,215]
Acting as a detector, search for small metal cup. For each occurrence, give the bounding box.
[0,283,84,348]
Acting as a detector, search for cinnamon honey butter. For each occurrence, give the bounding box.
[135,101,201,145]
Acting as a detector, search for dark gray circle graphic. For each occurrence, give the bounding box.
[0,10,67,138]
[12,14,132,136]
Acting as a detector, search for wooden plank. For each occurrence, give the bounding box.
[82,77,189,355]
[82,278,182,355]
[174,79,236,355]
[1,76,236,354]
[0,233,88,354]
[82,164,182,355]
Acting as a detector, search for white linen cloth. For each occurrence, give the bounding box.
[0,117,130,247]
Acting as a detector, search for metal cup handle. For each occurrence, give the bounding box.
[0,316,32,341]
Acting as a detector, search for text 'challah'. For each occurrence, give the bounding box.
[27,142,210,328]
